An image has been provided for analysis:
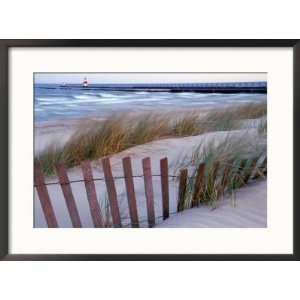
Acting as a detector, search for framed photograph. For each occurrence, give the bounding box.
[0,40,299,260]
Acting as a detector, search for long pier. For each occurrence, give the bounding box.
[42,81,267,94]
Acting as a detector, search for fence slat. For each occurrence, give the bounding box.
[142,157,155,227]
[232,159,247,189]
[252,157,267,179]
[122,157,139,228]
[160,157,169,220]
[102,157,122,228]
[177,168,188,212]
[262,157,267,176]
[81,161,104,228]
[192,163,205,207]
[55,163,82,228]
[243,157,259,184]
[34,162,58,228]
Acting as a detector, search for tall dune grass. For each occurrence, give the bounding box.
[176,129,267,210]
[36,102,267,175]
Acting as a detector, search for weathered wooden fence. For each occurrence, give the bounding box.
[34,156,267,228]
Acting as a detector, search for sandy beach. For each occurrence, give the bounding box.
[34,118,267,228]
[34,76,267,229]
[157,180,266,228]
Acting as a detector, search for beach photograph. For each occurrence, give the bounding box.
[34,73,267,228]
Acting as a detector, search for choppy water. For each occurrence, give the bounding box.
[34,84,267,122]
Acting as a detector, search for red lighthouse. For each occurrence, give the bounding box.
[82,77,88,87]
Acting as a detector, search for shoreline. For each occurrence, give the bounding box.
[35,101,266,127]
[34,102,266,155]
[34,107,214,154]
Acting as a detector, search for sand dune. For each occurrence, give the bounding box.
[34,127,266,228]
[156,180,266,228]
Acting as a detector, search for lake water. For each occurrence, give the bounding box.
[34,84,267,122]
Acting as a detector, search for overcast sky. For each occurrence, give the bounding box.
[34,73,267,84]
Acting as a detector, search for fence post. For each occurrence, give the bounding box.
[231,159,247,189]
[160,157,169,220]
[192,163,205,207]
[102,157,122,228]
[34,162,58,228]
[262,157,267,176]
[243,157,259,184]
[55,163,82,228]
[252,157,267,180]
[122,157,139,228]
[177,168,188,212]
[81,161,104,228]
[142,157,155,227]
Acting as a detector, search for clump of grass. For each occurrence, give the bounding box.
[172,112,203,136]
[176,131,267,210]
[234,102,267,119]
[200,110,237,133]
[35,144,66,175]
[65,114,130,164]
[199,102,267,133]
[127,113,172,145]
[257,118,267,137]
[36,102,267,175]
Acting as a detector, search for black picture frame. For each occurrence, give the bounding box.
[0,39,299,261]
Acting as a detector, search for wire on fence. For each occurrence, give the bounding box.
[34,155,267,228]
[35,164,266,187]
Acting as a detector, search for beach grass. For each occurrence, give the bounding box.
[175,130,267,210]
[35,102,267,175]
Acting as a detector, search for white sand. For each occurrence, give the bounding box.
[35,121,76,154]
[34,126,267,228]
[156,180,266,228]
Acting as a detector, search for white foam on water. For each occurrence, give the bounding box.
[207,93,223,96]
[74,100,106,104]
[39,101,70,106]
[36,97,72,104]
[100,99,135,104]
[236,100,253,102]
[178,92,197,96]
[85,92,101,96]
[198,101,216,105]
[97,93,118,98]
[36,97,56,102]
[53,110,82,115]
[139,97,175,102]
[65,103,79,107]
[134,91,149,95]
[72,94,100,100]
[35,89,267,122]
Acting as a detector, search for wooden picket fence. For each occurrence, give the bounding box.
[34,156,174,228]
[34,156,267,228]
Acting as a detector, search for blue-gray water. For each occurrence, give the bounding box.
[34,84,267,122]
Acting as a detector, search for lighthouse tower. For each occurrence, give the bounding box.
[82,77,88,87]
